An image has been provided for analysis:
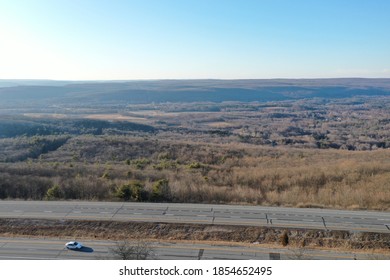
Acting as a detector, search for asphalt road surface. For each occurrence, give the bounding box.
[0,237,386,260]
[1,201,390,233]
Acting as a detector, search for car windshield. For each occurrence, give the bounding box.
[74,242,78,245]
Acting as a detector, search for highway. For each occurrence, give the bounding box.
[0,237,384,260]
[1,201,390,233]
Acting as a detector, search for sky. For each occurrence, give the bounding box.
[0,0,389,80]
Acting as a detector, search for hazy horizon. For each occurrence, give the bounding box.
[2,77,390,82]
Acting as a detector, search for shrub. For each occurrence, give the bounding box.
[115,184,132,201]
[116,181,148,202]
[132,158,151,170]
[45,184,63,200]
[187,162,202,169]
[153,160,177,170]
[151,179,171,202]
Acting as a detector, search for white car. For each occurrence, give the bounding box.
[65,241,83,250]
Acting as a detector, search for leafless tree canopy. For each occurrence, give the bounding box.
[110,240,154,260]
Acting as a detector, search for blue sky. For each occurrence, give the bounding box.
[0,0,389,80]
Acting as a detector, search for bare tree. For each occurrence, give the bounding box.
[110,240,155,260]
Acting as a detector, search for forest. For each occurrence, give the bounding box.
[1,79,390,210]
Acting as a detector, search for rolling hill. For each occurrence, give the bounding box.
[1,78,390,107]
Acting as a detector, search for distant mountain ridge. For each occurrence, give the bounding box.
[1,78,390,106]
